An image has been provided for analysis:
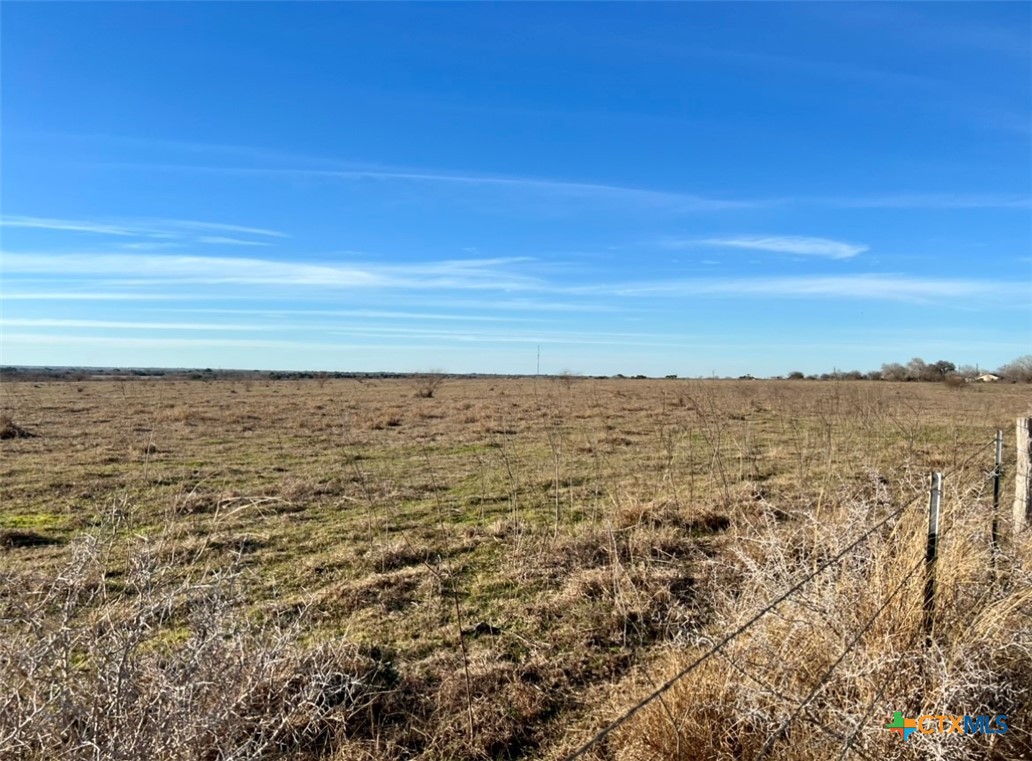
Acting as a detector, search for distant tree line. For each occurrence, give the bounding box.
[785,355,1032,383]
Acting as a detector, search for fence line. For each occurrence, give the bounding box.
[565,428,1012,761]
[563,491,925,760]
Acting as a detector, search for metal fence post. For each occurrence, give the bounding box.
[992,430,1003,555]
[923,472,942,647]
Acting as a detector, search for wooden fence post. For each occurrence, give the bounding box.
[1016,418,1032,534]
[924,472,942,647]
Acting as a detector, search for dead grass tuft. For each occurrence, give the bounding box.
[0,413,35,439]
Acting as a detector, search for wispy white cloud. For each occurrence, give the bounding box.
[196,236,272,246]
[159,220,287,238]
[120,242,183,251]
[818,194,1032,210]
[157,307,550,323]
[640,42,943,91]
[814,4,1031,60]
[0,326,674,351]
[7,250,1024,306]
[0,215,288,242]
[594,274,1027,303]
[1,292,195,301]
[1,318,264,331]
[96,161,1032,212]
[0,333,431,351]
[0,324,842,351]
[0,216,137,236]
[99,162,765,213]
[1,251,541,291]
[672,235,868,259]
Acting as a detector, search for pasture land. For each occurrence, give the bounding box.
[1,377,1030,760]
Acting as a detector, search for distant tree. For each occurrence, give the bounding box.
[906,357,928,382]
[956,364,979,378]
[787,371,805,380]
[998,355,1032,382]
[881,363,907,382]
[866,370,883,381]
[932,360,957,379]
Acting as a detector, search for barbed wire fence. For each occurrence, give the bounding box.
[564,427,1023,761]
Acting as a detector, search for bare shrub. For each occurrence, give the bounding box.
[414,370,446,399]
[0,528,398,760]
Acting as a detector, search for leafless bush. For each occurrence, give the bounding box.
[0,528,398,761]
[414,370,446,399]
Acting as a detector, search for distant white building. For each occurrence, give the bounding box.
[975,373,1001,383]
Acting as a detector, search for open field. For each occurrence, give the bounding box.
[1,377,1030,760]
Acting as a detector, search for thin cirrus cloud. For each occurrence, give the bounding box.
[195,236,273,247]
[0,326,697,350]
[100,162,766,213]
[817,194,1032,210]
[0,333,432,352]
[1,251,543,291]
[0,216,137,236]
[2,318,263,331]
[0,215,288,242]
[680,235,869,259]
[49,134,1029,209]
[93,154,1032,211]
[4,250,1026,307]
[595,274,1027,303]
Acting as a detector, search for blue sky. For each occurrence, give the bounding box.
[2,2,1029,376]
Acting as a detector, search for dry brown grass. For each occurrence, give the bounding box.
[1,377,1030,759]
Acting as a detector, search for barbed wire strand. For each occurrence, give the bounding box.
[752,551,928,760]
[943,437,998,482]
[709,647,881,761]
[562,491,924,761]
